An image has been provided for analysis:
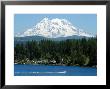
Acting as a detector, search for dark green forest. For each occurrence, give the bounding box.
[14,38,97,67]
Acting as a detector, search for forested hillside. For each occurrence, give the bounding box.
[14,38,97,67]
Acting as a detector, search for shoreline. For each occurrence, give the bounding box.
[14,63,97,68]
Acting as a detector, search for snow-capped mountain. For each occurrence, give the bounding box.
[15,18,95,38]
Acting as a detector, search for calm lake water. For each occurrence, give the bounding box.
[14,64,97,76]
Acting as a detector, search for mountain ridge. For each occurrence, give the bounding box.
[15,18,95,38]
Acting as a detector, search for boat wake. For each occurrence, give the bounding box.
[15,71,67,74]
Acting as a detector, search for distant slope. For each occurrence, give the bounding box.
[14,35,93,46]
[15,35,90,41]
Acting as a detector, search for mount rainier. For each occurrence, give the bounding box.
[15,18,95,38]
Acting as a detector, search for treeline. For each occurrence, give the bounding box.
[14,38,97,67]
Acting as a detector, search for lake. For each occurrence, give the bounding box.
[14,64,97,76]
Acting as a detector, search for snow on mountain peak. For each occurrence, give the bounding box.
[15,18,95,38]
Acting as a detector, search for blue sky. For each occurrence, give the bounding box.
[14,14,97,35]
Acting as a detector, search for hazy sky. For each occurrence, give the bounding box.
[14,14,97,35]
